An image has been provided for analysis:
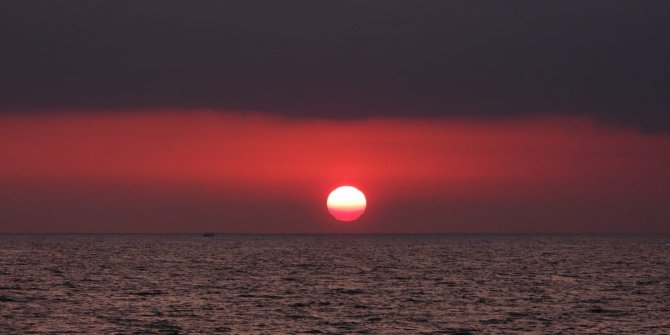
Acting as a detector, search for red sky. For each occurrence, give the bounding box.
[1,111,669,233]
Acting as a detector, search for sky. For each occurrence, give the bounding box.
[1,1,669,233]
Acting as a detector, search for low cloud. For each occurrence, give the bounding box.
[1,1,669,131]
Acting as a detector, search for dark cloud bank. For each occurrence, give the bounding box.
[1,1,669,131]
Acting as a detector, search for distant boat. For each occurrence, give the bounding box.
[203,232,215,237]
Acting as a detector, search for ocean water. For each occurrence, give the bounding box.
[0,234,668,334]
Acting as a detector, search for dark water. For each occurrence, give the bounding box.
[1,234,669,334]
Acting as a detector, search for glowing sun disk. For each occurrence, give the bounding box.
[327,186,366,221]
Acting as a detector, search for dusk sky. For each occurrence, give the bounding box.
[1,1,669,233]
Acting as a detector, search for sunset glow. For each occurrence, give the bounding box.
[1,111,669,232]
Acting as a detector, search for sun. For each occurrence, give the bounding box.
[327,186,367,221]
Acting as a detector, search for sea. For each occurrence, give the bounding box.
[0,234,668,334]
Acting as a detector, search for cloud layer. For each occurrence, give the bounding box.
[1,1,669,131]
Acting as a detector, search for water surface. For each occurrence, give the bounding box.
[1,234,668,334]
